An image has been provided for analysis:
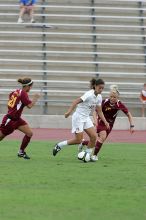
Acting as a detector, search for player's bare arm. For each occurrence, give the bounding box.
[127,112,134,133]
[92,110,97,127]
[96,105,110,129]
[64,97,83,118]
[27,93,40,109]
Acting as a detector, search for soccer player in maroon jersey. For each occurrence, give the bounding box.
[79,86,134,161]
[0,77,40,159]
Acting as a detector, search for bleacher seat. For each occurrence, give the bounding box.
[0,0,146,116]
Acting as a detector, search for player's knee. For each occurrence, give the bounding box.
[27,131,33,138]
[99,136,106,143]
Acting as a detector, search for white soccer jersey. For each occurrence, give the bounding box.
[142,90,146,97]
[75,89,102,119]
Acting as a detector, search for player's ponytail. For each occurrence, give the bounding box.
[17,78,23,84]
[90,78,97,89]
[18,77,33,87]
[90,78,105,89]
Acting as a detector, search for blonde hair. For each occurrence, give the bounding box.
[110,85,120,95]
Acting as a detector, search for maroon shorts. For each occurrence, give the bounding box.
[97,121,113,136]
[0,115,27,136]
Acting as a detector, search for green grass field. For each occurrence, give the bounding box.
[0,140,146,220]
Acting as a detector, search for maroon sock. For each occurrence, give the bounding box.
[94,141,103,155]
[82,140,89,146]
[20,135,31,153]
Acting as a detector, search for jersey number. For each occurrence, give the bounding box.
[8,95,17,108]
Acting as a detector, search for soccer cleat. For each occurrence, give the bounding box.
[90,155,98,162]
[78,143,84,152]
[53,144,61,156]
[18,152,30,160]
[30,18,35,23]
[78,139,85,152]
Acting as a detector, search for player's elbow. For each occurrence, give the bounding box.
[27,104,32,109]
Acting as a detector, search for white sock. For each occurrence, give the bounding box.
[58,140,68,149]
[18,149,23,154]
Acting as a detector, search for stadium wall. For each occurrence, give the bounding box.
[0,115,146,130]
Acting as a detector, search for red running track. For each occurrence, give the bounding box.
[6,128,145,143]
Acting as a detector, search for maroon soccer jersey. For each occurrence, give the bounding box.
[7,89,32,120]
[97,98,129,126]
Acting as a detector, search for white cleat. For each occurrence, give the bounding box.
[17,18,24,23]
[30,18,35,23]
[90,155,98,162]
[78,143,84,152]
[78,139,85,152]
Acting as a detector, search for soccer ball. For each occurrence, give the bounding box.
[78,151,91,163]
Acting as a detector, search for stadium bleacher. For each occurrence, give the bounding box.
[0,0,146,116]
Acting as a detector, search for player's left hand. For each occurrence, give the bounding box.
[130,127,134,134]
[64,112,70,118]
[105,121,110,130]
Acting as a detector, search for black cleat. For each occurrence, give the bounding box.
[18,152,30,160]
[53,144,61,156]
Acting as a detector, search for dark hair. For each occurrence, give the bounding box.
[90,78,105,89]
[18,77,33,87]
[90,78,96,89]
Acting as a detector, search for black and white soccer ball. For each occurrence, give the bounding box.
[78,151,91,163]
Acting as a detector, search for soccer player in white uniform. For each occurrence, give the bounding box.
[52,78,109,159]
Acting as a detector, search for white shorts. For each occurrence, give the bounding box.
[71,112,94,133]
